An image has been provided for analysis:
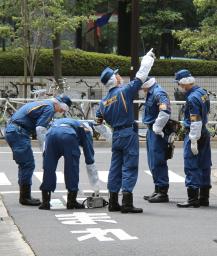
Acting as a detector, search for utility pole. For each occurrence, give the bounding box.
[130,0,139,119]
[21,0,28,97]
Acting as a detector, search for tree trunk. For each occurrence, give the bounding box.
[76,26,82,49]
[52,32,62,85]
[2,39,6,51]
[117,0,131,56]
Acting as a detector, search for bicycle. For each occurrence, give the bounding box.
[72,79,102,120]
[0,82,19,138]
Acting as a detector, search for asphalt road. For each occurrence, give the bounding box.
[1,145,217,256]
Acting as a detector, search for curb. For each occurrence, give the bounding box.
[1,138,217,148]
[0,195,35,256]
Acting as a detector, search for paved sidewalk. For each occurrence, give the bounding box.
[0,195,35,256]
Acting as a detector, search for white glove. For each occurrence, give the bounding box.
[86,163,100,189]
[94,124,112,143]
[36,126,47,152]
[136,48,155,82]
[189,121,202,141]
[191,140,198,155]
[152,125,164,138]
[145,48,156,59]
[152,111,170,138]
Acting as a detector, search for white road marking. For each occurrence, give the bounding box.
[98,171,108,183]
[0,172,12,185]
[70,228,138,242]
[56,212,117,225]
[34,171,65,183]
[145,170,185,183]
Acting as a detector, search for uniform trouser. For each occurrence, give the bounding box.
[108,128,139,193]
[5,124,35,185]
[146,128,169,187]
[184,131,212,189]
[40,129,80,192]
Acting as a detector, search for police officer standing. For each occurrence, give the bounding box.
[175,70,212,208]
[96,49,155,213]
[142,77,171,203]
[39,118,99,210]
[5,95,72,206]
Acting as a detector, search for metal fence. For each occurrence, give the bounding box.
[0,76,217,123]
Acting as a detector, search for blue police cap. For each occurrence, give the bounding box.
[174,69,192,82]
[56,95,72,107]
[100,67,119,85]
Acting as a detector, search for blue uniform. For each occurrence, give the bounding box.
[96,79,142,192]
[143,83,171,188]
[183,86,211,189]
[5,101,55,185]
[40,118,94,192]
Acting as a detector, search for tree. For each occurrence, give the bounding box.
[139,0,197,57]
[0,1,13,51]
[3,0,103,84]
[174,0,217,60]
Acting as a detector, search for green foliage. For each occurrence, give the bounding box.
[1,49,217,76]
[139,0,197,55]
[174,0,217,60]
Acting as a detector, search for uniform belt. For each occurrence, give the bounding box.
[11,122,27,131]
[147,124,153,129]
[113,124,133,131]
[54,124,72,128]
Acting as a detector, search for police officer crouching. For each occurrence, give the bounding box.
[96,49,155,213]
[5,95,72,206]
[39,118,99,210]
[174,70,212,208]
[142,77,171,203]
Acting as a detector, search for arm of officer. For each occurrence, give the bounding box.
[95,103,104,125]
[188,100,202,155]
[153,93,171,138]
[36,126,47,151]
[79,128,100,189]
[94,123,112,143]
[136,49,155,83]
[125,49,155,97]
[31,105,54,151]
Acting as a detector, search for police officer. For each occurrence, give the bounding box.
[96,49,155,213]
[142,77,171,203]
[5,95,72,206]
[175,69,212,208]
[39,118,99,210]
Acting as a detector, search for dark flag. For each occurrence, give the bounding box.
[86,12,113,34]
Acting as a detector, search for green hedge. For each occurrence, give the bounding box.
[0,48,217,76]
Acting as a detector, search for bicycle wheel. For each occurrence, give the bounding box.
[67,104,86,119]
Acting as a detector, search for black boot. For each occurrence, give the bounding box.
[108,192,121,212]
[19,184,41,206]
[38,191,51,210]
[67,191,85,209]
[121,192,143,213]
[177,188,200,208]
[148,187,169,203]
[199,187,210,206]
[143,186,158,200]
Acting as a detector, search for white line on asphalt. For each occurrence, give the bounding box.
[145,170,185,183]
[0,172,12,185]
[34,171,65,183]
